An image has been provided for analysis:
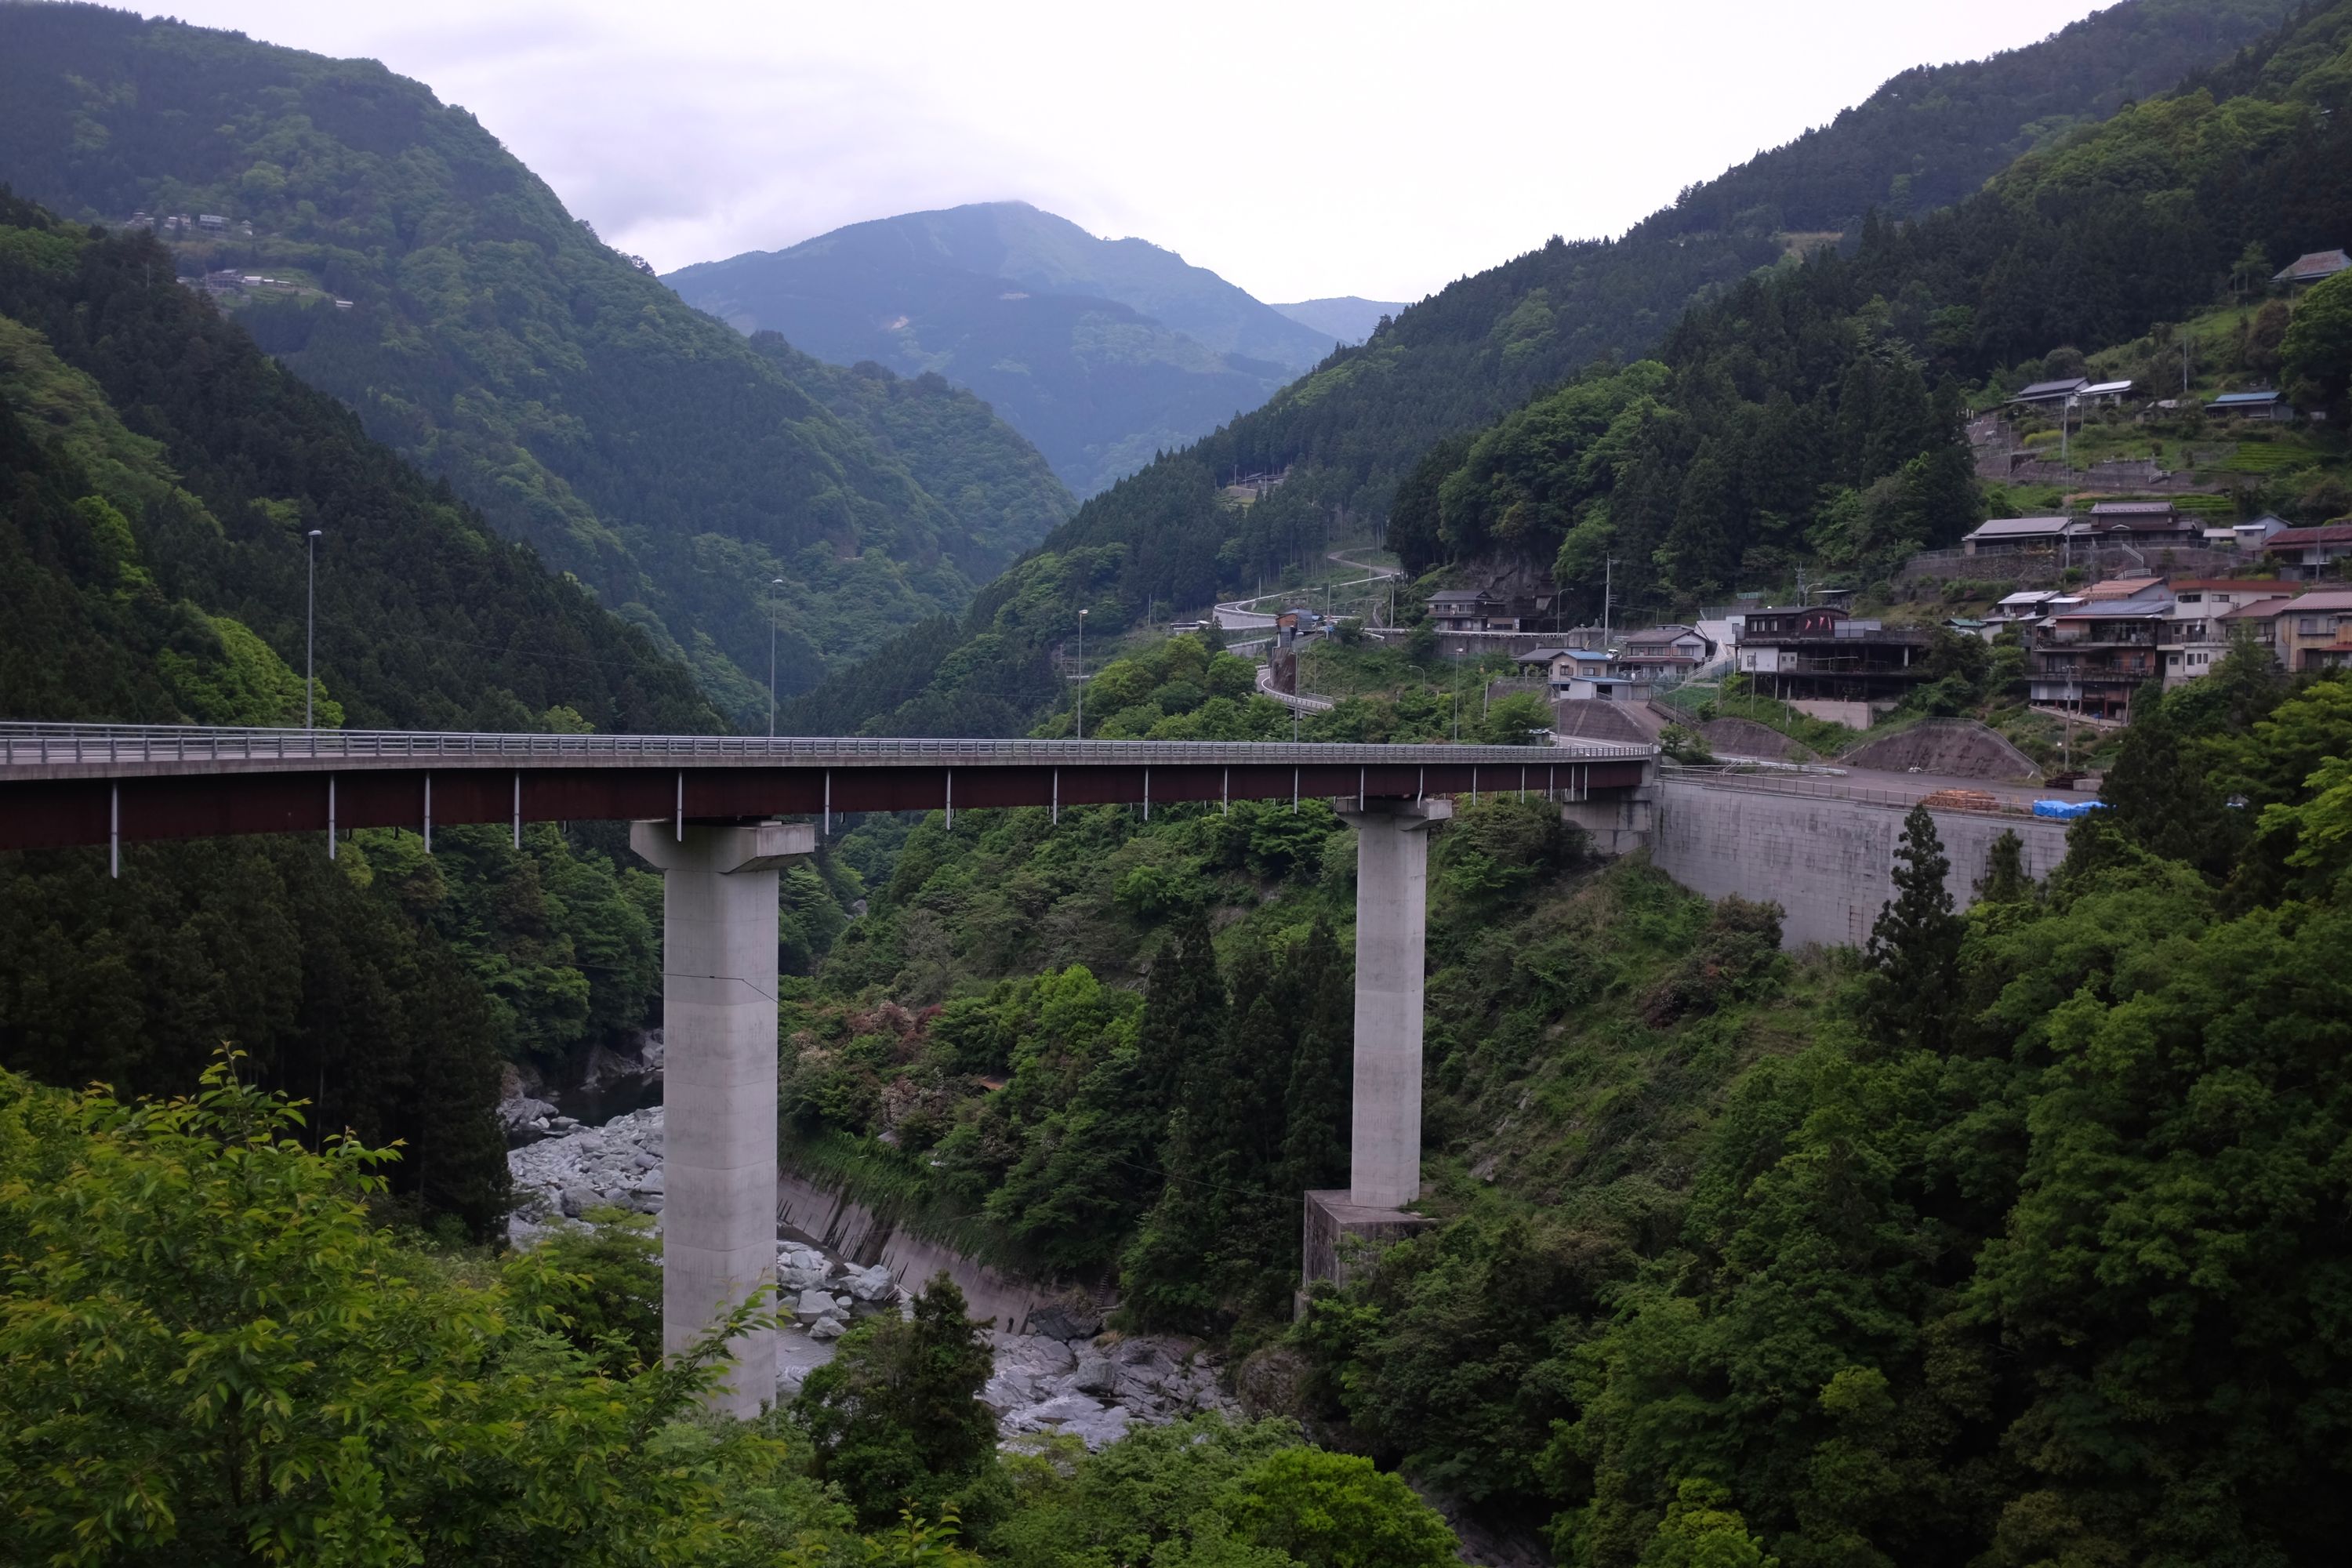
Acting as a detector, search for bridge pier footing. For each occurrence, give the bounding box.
[630,818,812,1418]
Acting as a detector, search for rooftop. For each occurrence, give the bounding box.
[2281,590,2352,614]
[2221,597,2301,621]
[2089,500,2177,517]
[1966,515,2080,539]
[2054,601,2174,620]
[2085,575,2169,599]
[2266,523,2352,548]
[2208,390,2285,407]
[2014,377,2090,401]
[2274,249,2350,284]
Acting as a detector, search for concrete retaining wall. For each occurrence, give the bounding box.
[1653,779,2070,949]
[775,1164,1058,1334]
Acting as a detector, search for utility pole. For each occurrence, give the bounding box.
[305,528,322,729]
[768,577,784,738]
[1602,557,1615,644]
[1452,645,1463,741]
[1074,609,1087,740]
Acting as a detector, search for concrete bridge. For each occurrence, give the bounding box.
[0,721,1653,1414]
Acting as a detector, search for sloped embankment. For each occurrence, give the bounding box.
[1840,718,2038,780]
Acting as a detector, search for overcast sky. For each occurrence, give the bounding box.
[158,0,2116,304]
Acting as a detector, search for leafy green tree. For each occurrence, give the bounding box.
[1637,1480,1778,1568]
[0,1057,843,1566]
[793,1273,1002,1532]
[1277,920,1354,1195]
[1225,1448,1459,1568]
[1479,691,1555,744]
[993,1416,1302,1568]
[1972,829,2036,906]
[501,1205,664,1374]
[2282,269,2352,414]
[1858,807,1962,1052]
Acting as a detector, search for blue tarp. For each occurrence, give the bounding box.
[2032,799,2108,820]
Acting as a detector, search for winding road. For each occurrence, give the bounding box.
[1212,547,1403,632]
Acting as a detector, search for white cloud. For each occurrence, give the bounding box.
[153,0,2114,301]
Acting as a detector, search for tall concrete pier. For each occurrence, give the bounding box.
[1338,797,1450,1206]
[1301,798,1450,1296]
[630,818,812,1417]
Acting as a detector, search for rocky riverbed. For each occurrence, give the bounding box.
[506,1105,1236,1446]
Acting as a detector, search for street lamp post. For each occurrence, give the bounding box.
[1075,609,1087,739]
[305,528,322,729]
[768,577,785,739]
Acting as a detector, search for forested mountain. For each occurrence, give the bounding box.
[1391,0,2352,620]
[1269,295,1409,346]
[1650,0,2300,237]
[666,202,1328,496]
[0,4,1069,722]
[0,190,714,1232]
[784,0,2307,738]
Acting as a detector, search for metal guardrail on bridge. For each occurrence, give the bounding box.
[0,721,1653,774]
[1660,763,2065,818]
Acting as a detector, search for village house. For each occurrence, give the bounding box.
[1423,576,1563,633]
[2273,249,2350,290]
[1425,588,1503,632]
[1961,515,2098,555]
[2275,589,2352,672]
[1986,588,2078,635]
[2088,499,2201,545]
[2202,514,2289,551]
[2027,583,2173,720]
[1736,605,1930,724]
[1619,622,1715,664]
[2009,376,2089,412]
[2161,580,2296,688]
[2263,522,2352,579]
[2205,389,2299,423]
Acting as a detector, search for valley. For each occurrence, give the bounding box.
[3,1,2350,1565]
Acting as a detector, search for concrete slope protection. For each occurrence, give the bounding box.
[1652,771,2068,949]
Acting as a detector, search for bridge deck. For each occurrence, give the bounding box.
[0,724,1654,854]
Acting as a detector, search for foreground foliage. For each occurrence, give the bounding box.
[0,1057,845,1565]
[1300,670,2352,1566]
[0,1057,1464,1565]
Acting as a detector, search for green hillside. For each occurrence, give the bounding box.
[1391,0,2352,622]
[666,201,1323,496]
[0,3,1070,722]
[0,189,718,1232]
[783,0,2301,737]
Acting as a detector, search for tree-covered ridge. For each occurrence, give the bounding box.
[0,187,713,1232]
[0,190,714,734]
[0,3,1065,720]
[782,0,2296,738]
[1387,0,2352,619]
[750,335,1073,565]
[1649,0,2300,239]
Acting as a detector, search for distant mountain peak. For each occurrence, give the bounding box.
[665,201,1345,494]
[1270,296,1411,347]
